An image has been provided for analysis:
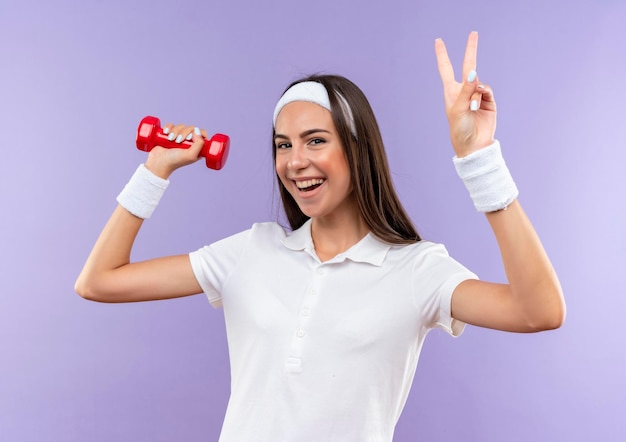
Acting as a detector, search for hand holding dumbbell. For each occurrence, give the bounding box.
[136,116,230,170]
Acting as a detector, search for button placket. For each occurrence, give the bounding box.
[284,264,327,373]
[296,265,326,332]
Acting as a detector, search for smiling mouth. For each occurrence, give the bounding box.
[296,179,325,192]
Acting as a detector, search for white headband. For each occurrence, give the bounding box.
[273,81,357,137]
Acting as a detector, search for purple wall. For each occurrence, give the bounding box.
[1,0,625,440]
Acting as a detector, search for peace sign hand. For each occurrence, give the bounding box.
[435,31,496,158]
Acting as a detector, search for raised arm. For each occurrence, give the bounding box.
[75,124,208,303]
[435,32,565,332]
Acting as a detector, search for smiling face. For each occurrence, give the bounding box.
[274,101,357,224]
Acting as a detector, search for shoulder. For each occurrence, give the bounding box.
[385,239,472,278]
[192,222,287,256]
[213,221,288,243]
[387,239,452,262]
[244,222,293,247]
[230,221,303,252]
[249,221,290,236]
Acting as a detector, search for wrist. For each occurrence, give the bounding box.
[116,164,170,219]
[453,140,519,212]
[453,137,496,159]
[144,158,174,180]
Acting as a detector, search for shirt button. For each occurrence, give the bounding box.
[301,307,311,317]
[296,329,306,338]
[317,268,326,275]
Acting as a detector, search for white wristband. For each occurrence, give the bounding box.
[116,164,169,219]
[453,140,519,212]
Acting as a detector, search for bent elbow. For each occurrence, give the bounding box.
[74,276,107,303]
[528,292,567,332]
[530,312,565,332]
[75,278,94,301]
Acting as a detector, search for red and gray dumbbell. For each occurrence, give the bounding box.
[136,116,230,170]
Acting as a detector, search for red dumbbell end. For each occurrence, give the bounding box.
[203,134,230,170]
[136,116,161,152]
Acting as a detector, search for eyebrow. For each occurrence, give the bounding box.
[274,128,331,141]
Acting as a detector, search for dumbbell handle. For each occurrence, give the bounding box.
[136,115,230,170]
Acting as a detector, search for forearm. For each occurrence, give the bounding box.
[486,200,565,329]
[74,205,144,299]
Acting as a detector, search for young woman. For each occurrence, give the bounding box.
[75,32,565,441]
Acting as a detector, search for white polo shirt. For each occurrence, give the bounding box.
[189,220,477,441]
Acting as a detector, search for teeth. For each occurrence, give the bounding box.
[296,179,324,189]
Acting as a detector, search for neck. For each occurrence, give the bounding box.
[310,199,369,262]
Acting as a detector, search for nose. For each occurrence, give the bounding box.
[287,145,309,170]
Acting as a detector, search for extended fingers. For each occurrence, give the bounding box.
[436,32,479,84]
[435,38,455,86]
[462,31,479,81]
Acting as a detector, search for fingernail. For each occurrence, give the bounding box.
[194,127,201,136]
[163,127,170,134]
[467,70,477,83]
[478,83,485,90]
[175,134,183,143]
[168,133,175,141]
[470,100,479,111]
[186,133,193,141]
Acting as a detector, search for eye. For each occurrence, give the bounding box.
[275,142,291,150]
[309,138,325,146]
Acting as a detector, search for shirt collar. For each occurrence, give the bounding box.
[281,219,391,267]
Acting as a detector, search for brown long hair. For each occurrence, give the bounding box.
[272,74,420,244]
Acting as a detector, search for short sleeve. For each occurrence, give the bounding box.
[436,271,477,337]
[411,242,479,337]
[189,229,251,308]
